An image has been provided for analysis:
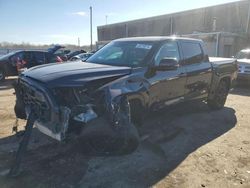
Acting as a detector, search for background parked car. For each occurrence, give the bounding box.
[235,49,250,83]
[0,50,62,82]
[48,45,68,61]
[66,50,86,60]
[70,53,93,61]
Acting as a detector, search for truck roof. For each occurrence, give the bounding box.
[114,36,202,42]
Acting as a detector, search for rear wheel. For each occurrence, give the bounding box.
[0,69,5,82]
[207,80,229,110]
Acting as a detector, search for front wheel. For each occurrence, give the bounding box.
[0,69,5,82]
[78,118,139,156]
[207,80,229,110]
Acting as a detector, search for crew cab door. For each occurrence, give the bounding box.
[180,41,212,99]
[149,41,186,107]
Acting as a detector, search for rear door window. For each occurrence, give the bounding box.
[29,52,45,67]
[33,52,45,64]
[181,42,204,64]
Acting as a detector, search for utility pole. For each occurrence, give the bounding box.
[78,37,80,47]
[106,15,108,25]
[246,1,250,33]
[90,6,93,51]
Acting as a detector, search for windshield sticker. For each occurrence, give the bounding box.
[135,44,152,50]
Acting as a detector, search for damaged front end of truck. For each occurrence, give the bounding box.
[14,71,141,156]
[9,64,144,176]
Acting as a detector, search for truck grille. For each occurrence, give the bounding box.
[20,82,50,121]
[238,64,250,74]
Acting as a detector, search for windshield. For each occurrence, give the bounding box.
[87,41,155,67]
[236,51,250,59]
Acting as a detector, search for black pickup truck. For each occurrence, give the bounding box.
[14,37,238,155]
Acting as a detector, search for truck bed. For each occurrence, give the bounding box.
[209,57,237,65]
[209,57,238,81]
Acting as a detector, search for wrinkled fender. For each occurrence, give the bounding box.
[98,73,150,125]
[208,61,237,100]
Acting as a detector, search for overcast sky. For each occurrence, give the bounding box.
[0,0,240,45]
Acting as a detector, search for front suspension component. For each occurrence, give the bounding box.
[8,111,36,177]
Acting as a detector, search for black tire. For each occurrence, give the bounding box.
[130,100,144,126]
[13,82,26,119]
[0,69,5,82]
[14,102,26,119]
[207,80,229,110]
[115,123,139,155]
[78,117,139,156]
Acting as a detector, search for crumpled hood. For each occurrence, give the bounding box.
[22,61,132,87]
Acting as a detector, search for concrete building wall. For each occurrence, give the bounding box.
[98,1,250,41]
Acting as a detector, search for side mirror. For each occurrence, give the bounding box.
[156,58,179,71]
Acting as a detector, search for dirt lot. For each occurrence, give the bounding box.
[0,78,250,188]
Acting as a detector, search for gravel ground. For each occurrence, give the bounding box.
[0,78,249,188]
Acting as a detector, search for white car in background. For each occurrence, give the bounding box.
[235,49,250,83]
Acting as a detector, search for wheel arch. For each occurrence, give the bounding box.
[209,75,231,100]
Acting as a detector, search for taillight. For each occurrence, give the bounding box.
[56,56,63,63]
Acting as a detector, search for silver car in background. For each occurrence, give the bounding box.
[70,53,93,61]
[235,49,250,83]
